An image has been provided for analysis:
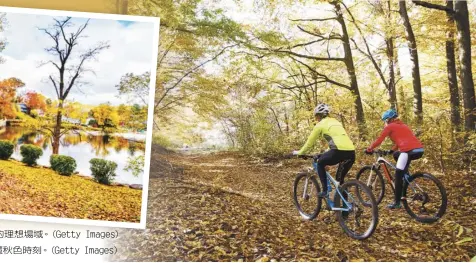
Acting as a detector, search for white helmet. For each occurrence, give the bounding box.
[314,103,330,115]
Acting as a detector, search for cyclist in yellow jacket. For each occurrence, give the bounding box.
[293,103,356,198]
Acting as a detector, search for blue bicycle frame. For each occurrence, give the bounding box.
[310,160,352,212]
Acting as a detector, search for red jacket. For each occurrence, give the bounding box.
[368,120,423,152]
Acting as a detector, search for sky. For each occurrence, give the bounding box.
[0,12,156,106]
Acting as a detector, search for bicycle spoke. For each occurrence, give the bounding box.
[335,180,378,239]
[403,174,446,222]
[294,174,321,220]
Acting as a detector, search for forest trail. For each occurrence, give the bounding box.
[110,146,476,262]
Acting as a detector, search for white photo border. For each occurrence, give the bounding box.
[0,5,160,229]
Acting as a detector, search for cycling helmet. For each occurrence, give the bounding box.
[381,108,398,121]
[314,103,330,116]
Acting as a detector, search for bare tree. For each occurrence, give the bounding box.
[39,17,110,154]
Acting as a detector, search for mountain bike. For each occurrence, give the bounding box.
[293,154,378,240]
[356,149,447,223]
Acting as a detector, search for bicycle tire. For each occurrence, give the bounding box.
[402,172,447,224]
[356,165,385,205]
[293,172,322,220]
[335,180,379,240]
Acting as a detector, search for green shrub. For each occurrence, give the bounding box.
[50,154,77,176]
[89,158,117,185]
[20,144,43,166]
[0,140,14,160]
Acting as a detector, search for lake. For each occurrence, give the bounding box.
[0,126,145,185]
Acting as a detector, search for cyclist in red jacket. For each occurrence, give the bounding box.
[365,109,424,209]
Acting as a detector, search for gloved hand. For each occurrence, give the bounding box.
[292,150,299,156]
[386,150,395,155]
[365,148,373,155]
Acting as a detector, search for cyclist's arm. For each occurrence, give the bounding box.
[368,126,391,150]
[297,124,322,155]
[391,144,398,151]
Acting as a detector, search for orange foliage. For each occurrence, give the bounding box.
[0,78,25,119]
[24,91,47,111]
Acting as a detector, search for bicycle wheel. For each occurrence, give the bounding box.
[402,172,447,223]
[356,165,385,205]
[293,172,322,220]
[334,180,378,240]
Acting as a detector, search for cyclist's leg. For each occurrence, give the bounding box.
[392,151,401,162]
[389,152,408,209]
[405,148,424,173]
[335,151,355,213]
[317,150,339,196]
[336,151,356,185]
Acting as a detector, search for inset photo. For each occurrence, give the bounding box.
[0,6,159,228]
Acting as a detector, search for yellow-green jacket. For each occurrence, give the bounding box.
[297,117,355,155]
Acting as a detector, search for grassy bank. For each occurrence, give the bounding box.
[0,160,141,222]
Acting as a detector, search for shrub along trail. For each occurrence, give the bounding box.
[109,145,476,261]
[0,160,141,222]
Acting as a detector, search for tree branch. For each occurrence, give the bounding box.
[291,57,351,89]
[49,75,60,99]
[290,17,338,22]
[154,43,238,112]
[296,25,342,40]
[412,0,455,14]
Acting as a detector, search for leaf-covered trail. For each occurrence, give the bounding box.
[110,147,476,261]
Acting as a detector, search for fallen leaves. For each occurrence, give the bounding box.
[108,148,476,261]
[455,237,473,245]
[0,160,141,222]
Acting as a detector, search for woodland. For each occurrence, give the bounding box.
[110,0,476,261]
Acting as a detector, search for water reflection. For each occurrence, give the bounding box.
[0,127,145,185]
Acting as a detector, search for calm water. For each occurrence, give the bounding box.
[0,126,145,185]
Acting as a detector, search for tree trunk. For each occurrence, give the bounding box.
[385,38,398,110]
[399,1,423,127]
[52,101,63,154]
[333,1,366,136]
[395,48,409,122]
[454,0,476,131]
[385,1,397,110]
[445,0,462,131]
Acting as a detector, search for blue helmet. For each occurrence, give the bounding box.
[381,109,398,121]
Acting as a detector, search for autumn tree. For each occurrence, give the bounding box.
[39,17,109,154]
[454,0,476,131]
[413,0,461,131]
[0,78,25,119]
[126,0,243,129]
[399,1,423,127]
[117,104,132,126]
[91,103,119,129]
[412,0,475,131]
[63,101,90,123]
[24,91,47,111]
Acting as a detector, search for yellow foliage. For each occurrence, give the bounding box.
[0,160,141,222]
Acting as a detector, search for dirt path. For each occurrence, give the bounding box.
[109,146,476,261]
